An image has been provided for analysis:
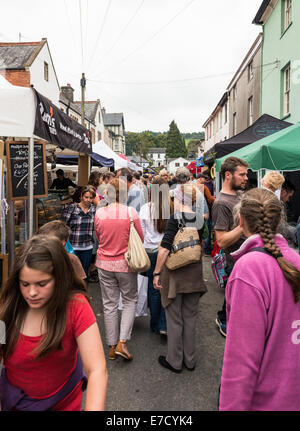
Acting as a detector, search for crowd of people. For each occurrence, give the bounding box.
[0,159,300,411]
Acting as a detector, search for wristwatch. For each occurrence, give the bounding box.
[153,273,160,277]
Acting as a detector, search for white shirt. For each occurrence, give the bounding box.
[139,203,164,249]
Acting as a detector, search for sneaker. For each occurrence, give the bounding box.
[215,318,227,337]
[159,330,167,336]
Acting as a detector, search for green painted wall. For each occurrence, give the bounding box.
[261,0,300,123]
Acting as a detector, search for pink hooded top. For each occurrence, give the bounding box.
[219,234,300,411]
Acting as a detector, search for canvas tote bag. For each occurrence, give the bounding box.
[165,218,201,270]
[124,206,151,272]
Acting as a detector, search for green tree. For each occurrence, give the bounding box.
[187,140,203,159]
[125,132,140,156]
[140,131,156,159]
[166,120,187,159]
[154,133,167,148]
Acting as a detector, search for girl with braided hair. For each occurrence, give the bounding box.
[219,188,300,411]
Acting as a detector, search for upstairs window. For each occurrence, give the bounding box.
[248,62,254,81]
[233,113,237,136]
[248,96,253,126]
[44,62,49,82]
[232,85,237,101]
[284,0,292,31]
[224,102,228,124]
[283,64,291,117]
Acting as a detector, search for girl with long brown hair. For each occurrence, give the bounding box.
[0,235,107,411]
[219,188,300,411]
[140,176,174,335]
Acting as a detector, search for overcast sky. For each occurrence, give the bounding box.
[0,0,263,133]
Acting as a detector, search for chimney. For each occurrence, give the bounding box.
[60,83,74,103]
[102,107,106,115]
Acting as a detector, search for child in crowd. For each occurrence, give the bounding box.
[38,220,86,281]
[0,235,107,411]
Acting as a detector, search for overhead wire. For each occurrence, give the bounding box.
[79,0,84,71]
[94,0,145,67]
[86,0,112,73]
[89,0,198,80]
[87,61,279,87]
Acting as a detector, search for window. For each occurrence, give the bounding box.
[284,0,292,31]
[224,102,228,124]
[97,131,102,141]
[248,62,254,81]
[175,162,180,167]
[233,113,237,135]
[248,96,253,126]
[157,154,160,159]
[232,85,237,101]
[184,163,188,167]
[44,62,49,82]
[283,64,291,116]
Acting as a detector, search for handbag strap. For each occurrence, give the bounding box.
[172,238,201,253]
[128,206,134,223]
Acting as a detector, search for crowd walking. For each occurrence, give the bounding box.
[1,160,300,411]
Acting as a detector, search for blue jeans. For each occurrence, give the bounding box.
[74,248,93,280]
[204,218,212,254]
[145,251,167,333]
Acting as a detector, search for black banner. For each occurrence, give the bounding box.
[33,90,92,154]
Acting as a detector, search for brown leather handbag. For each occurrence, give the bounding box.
[165,219,202,270]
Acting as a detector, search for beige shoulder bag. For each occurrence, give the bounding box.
[165,218,202,270]
[124,206,151,273]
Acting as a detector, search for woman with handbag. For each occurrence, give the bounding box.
[153,175,207,373]
[140,176,174,335]
[94,178,144,361]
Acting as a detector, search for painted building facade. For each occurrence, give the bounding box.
[254,0,300,123]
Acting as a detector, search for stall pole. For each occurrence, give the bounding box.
[28,136,34,238]
[215,172,220,197]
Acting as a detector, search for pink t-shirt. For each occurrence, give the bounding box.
[219,234,300,411]
[94,204,144,272]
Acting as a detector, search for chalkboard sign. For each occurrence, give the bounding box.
[6,141,48,200]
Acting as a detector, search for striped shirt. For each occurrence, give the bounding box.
[62,203,96,250]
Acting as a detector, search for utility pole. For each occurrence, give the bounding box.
[78,72,90,185]
[80,72,86,126]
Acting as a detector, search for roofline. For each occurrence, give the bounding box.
[202,91,229,128]
[253,0,271,25]
[202,34,262,129]
[24,38,47,67]
[59,98,96,126]
[226,33,262,91]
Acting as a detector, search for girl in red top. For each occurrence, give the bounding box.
[0,235,107,411]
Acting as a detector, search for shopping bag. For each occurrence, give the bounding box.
[211,242,228,289]
[118,274,148,317]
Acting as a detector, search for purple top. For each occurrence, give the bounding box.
[219,234,300,411]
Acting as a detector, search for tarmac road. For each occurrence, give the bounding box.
[87,255,226,412]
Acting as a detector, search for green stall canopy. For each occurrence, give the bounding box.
[215,122,300,172]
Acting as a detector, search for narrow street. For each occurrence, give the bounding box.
[87,255,226,412]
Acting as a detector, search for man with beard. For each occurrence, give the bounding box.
[212,157,248,337]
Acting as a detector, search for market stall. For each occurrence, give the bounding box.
[215,122,300,221]
[0,76,94,269]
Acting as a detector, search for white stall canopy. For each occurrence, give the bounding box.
[0,75,36,138]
